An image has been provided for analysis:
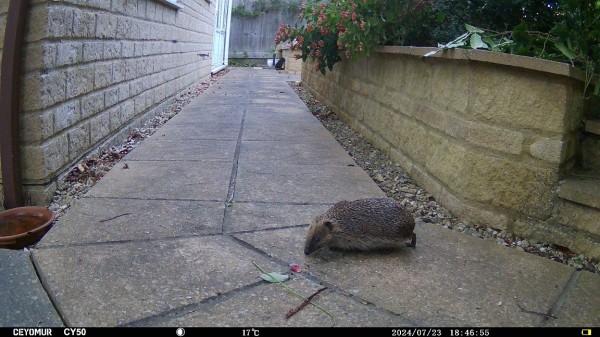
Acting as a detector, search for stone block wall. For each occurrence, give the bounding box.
[1,0,215,207]
[302,47,599,258]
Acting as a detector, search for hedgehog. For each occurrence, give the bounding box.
[304,197,416,255]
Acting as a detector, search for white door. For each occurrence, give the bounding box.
[212,0,232,73]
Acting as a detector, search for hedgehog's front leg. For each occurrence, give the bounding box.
[405,232,416,248]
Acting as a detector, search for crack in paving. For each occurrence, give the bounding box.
[81,196,227,203]
[30,253,69,327]
[33,232,224,250]
[122,280,266,327]
[227,234,419,326]
[227,200,334,206]
[222,75,251,233]
[225,223,309,235]
[539,269,581,326]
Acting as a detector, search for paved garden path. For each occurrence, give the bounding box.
[3,67,599,327]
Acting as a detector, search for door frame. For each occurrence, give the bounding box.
[211,0,233,74]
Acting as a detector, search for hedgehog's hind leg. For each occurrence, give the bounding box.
[405,232,416,248]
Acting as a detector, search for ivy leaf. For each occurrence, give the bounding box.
[555,41,577,60]
[465,24,484,34]
[470,33,489,50]
[482,36,496,47]
[260,271,289,283]
[512,20,532,52]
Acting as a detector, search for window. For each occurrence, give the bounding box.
[154,0,184,10]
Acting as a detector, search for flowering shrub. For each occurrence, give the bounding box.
[277,0,600,98]
[275,0,432,74]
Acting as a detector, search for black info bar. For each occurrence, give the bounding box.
[4,327,595,337]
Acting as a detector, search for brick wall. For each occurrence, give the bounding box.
[6,0,215,206]
[0,2,6,208]
[302,47,599,258]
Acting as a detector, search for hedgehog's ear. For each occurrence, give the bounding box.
[323,220,334,231]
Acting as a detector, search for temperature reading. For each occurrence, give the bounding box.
[242,328,259,336]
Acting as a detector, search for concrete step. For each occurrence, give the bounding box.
[557,173,600,242]
[586,119,600,136]
[581,120,600,171]
[558,173,600,209]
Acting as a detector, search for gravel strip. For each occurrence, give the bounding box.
[288,80,600,275]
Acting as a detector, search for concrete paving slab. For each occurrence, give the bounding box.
[245,104,308,114]
[186,97,246,109]
[242,123,337,142]
[154,123,240,140]
[201,90,247,97]
[224,202,331,232]
[250,98,305,105]
[244,108,323,126]
[32,236,282,326]
[38,198,225,247]
[249,91,299,99]
[239,141,355,165]
[0,249,63,327]
[544,270,600,326]
[234,224,576,326]
[139,276,415,327]
[86,160,232,201]
[167,107,244,125]
[125,139,237,161]
[235,163,385,203]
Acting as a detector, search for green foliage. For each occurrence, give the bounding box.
[232,4,262,18]
[425,2,600,97]
[229,59,258,67]
[275,0,432,74]
[275,0,600,96]
[233,0,302,18]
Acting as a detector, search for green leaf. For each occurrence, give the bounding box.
[555,41,577,60]
[470,33,489,50]
[482,36,495,47]
[512,20,532,50]
[465,24,484,34]
[594,79,600,96]
[260,271,289,283]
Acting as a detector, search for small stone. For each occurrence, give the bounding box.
[520,240,529,248]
